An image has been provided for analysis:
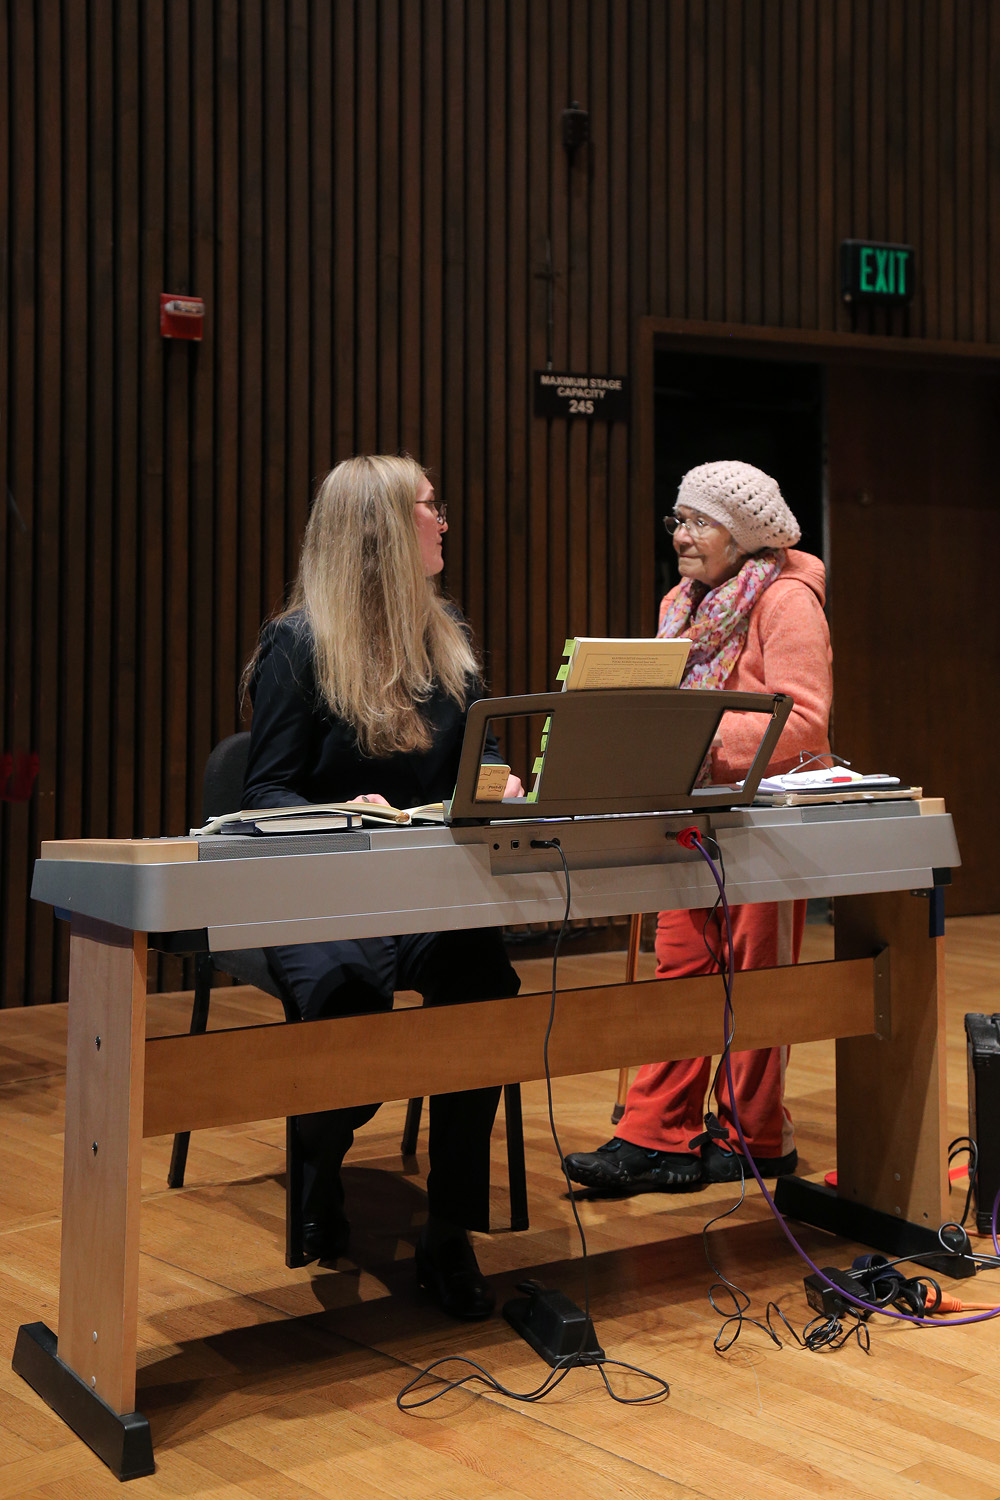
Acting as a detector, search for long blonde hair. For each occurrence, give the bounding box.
[254,455,479,756]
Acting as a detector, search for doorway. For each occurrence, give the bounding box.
[653,350,825,599]
[644,330,1000,914]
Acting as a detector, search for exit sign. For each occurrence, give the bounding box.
[841,240,915,304]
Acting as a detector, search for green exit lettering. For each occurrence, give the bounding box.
[893,250,908,294]
[859,247,909,294]
[842,239,914,305]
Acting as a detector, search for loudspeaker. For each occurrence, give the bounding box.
[964,1013,1000,1236]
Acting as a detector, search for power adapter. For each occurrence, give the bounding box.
[804,1267,869,1320]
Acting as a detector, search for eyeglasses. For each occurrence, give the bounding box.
[662,511,717,537]
[417,499,447,526]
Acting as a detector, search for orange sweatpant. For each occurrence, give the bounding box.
[617,900,805,1158]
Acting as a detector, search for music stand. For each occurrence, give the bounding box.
[447,686,793,825]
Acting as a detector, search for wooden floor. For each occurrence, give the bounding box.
[3,915,1000,1498]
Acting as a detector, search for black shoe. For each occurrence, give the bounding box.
[562,1137,702,1193]
[415,1234,496,1320]
[301,1214,351,1264]
[701,1141,798,1182]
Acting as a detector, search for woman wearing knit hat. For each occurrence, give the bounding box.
[563,460,833,1192]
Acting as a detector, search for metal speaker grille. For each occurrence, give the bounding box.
[197,831,373,859]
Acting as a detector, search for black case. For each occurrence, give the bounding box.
[965,1012,1000,1235]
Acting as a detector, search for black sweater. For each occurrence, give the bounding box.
[243,612,495,811]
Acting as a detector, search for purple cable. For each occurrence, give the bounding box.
[688,831,1000,1330]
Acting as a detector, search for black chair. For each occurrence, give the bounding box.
[166,733,310,1264]
[168,733,529,1253]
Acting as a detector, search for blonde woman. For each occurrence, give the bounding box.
[243,455,522,1319]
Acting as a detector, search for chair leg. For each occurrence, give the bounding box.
[401,1097,423,1158]
[166,1130,191,1191]
[611,1066,630,1125]
[168,953,214,1188]
[612,917,642,1124]
[503,1083,529,1231]
[285,1117,307,1268]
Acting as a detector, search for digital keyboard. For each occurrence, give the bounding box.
[32,799,959,951]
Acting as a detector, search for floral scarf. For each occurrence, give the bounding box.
[657,551,785,689]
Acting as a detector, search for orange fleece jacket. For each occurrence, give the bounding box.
[658,548,832,781]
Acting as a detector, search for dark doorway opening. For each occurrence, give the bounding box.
[653,351,824,600]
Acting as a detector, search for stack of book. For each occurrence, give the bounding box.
[750,768,920,806]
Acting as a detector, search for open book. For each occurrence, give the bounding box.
[558,636,691,691]
[192,764,511,836]
[192,800,444,836]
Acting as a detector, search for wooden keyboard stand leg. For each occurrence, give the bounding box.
[774,888,966,1273]
[13,916,154,1480]
[611,913,642,1124]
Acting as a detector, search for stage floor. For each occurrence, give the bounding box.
[2,917,1000,1498]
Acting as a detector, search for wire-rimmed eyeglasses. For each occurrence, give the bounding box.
[662,511,718,537]
[417,499,448,526]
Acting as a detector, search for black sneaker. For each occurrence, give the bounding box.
[701,1141,798,1182]
[563,1137,702,1192]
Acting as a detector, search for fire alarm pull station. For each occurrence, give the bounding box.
[160,294,205,340]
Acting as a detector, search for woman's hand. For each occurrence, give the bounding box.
[503,773,525,799]
[356,792,393,807]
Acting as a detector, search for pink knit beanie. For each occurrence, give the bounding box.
[676,461,801,553]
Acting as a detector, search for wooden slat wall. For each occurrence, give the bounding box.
[2,0,999,1004]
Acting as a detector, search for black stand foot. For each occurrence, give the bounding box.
[12,1323,154,1481]
[773,1177,977,1279]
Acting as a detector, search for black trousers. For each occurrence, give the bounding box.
[266,927,521,1231]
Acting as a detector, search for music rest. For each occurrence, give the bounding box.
[448,686,792,824]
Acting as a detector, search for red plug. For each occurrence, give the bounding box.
[675,826,701,850]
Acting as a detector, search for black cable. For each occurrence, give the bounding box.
[688,834,1000,1345]
[682,835,770,1352]
[398,838,669,1411]
[840,1230,1000,1283]
[688,832,879,1354]
[947,1135,979,1228]
[699,1171,787,1353]
[397,1352,577,1409]
[690,835,878,1352]
[802,1312,871,1352]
